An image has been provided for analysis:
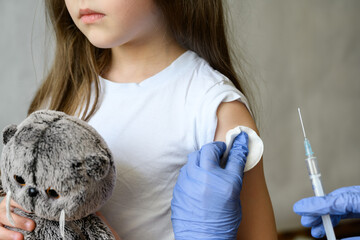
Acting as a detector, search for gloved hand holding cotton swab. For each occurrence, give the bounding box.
[171,126,264,239]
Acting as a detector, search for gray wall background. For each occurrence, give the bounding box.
[1,0,359,232]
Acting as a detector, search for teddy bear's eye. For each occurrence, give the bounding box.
[46,187,60,199]
[14,175,26,186]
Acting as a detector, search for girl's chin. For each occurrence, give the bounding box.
[87,39,113,49]
[87,38,125,49]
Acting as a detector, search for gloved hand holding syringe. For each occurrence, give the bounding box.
[297,108,336,240]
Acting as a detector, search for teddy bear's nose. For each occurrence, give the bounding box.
[28,188,38,197]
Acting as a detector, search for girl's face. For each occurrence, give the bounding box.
[64,0,163,48]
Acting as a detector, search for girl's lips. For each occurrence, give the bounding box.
[79,8,105,24]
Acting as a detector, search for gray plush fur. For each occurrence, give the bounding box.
[0,110,116,239]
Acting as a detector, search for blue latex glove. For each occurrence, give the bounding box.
[171,132,249,240]
[293,186,360,239]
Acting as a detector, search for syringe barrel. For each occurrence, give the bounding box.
[306,156,325,196]
[305,156,320,176]
[310,173,325,196]
[308,165,336,239]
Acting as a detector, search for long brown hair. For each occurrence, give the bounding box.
[29,0,253,121]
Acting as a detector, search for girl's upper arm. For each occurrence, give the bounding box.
[214,100,278,240]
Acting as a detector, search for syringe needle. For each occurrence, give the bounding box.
[298,108,307,138]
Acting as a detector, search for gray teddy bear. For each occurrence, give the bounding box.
[0,110,116,239]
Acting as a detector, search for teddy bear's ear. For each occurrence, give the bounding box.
[85,155,111,181]
[2,124,17,145]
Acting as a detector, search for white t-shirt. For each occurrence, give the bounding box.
[88,50,248,240]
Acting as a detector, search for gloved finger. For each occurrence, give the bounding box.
[309,216,340,239]
[328,186,360,196]
[180,150,243,205]
[341,237,360,240]
[301,215,341,228]
[293,196,328,215]
[187,151,200,167]
[173,164,240,211]
[311,223,325,239]
[331,192,360,214]
[224,132,248,175]
[293,195,335,216]
[181,151,226,191]
[294,192,360,216]
[198,141,226,171]
[301,215,322,227]
[185,150,224,187]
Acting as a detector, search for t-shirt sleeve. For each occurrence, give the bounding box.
[194,78,250,149]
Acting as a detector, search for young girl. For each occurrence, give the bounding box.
[0,0,277,239]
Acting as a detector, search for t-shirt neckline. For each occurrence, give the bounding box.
[99,50,194,90]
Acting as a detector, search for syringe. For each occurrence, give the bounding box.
[297,108,336,240]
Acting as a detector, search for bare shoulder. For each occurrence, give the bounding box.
[214,100,257,142]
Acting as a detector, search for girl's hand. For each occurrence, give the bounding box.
[0,196,35,240]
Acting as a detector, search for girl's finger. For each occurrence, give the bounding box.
[9,200,30,213]
[0,197,28,213]
[0,209,35,232]
[0,225,24,240]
